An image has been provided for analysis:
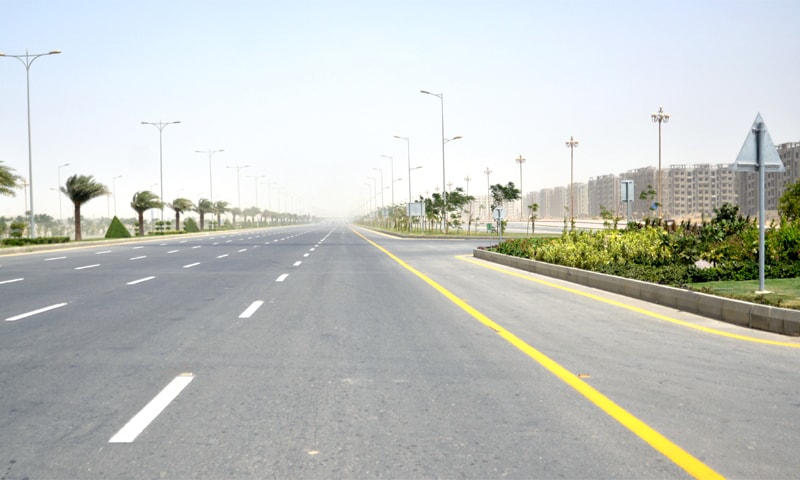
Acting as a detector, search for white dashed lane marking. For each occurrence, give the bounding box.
[239,301,264,318]
[75,264,100,270]
[127,276,155,285]
[109,373,195,443]
[6,302,68,322]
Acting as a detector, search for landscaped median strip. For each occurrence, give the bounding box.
[352,228,724,480]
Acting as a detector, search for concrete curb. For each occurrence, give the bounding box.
[473,248,800,336]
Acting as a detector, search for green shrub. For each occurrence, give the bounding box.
[184,217,200,233]
[1,236,70,247]
[105,216,132,238]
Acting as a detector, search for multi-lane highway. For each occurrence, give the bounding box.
[1,224,799,479]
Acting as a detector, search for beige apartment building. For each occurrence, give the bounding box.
[526,141,800,221]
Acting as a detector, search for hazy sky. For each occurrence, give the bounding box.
[1,0,798,220]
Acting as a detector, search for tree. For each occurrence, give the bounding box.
[0,161,20,197]
[489,182,522,234]
[61,174,109,241]
[527,203,539,234]
[778,180,800,222]
[169,197,195,231]
[130,190,163,236]
[213,200,230,228]
[197,198,214,230]
[230,207,242,226]
[489,182,522,210]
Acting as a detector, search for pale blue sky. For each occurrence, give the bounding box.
[1,0,798,219]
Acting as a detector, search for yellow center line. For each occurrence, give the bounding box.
[352,229,724,480]
[459,254,800,348]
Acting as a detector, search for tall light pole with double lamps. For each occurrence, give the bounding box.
[565,136,579,228]
[393,135,413,232]
[112,175,123,217]
[372,168,384,209]
[515,155,526,220]
[651,105,670,218]
[380,155,394,205]
[141,120,180,221]
[420,90,462,232]
[195,148,223,203]
[226,164,250,212]
[0,48,61,238]
[484,167,492,221]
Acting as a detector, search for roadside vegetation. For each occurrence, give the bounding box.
[489,201,800,309]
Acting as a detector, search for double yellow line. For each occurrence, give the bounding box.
[354,229,724,480]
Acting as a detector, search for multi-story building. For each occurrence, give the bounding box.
[736,142,800,217]
[516,141,798,221]
[588,174,620,218]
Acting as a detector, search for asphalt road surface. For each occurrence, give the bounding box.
[1,224,799,479]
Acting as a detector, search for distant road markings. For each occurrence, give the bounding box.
[237,248,247,253]
[109,373,195,443]
[130,256,147,260]
[96,250,112,255]
[213,242,220,245]
[239,301,264,318]
[6,302,68,322]
[276,274,289,282]
[0,278,24,285]
[293,261,302,267]
[183,262,200,269]
[192,246,202,249]
[75,264,100,270]
[355,229,724,480]
[167,250,179,254]
[303,253,310,257]
[179,240,188,244]
[44,256,67,261]
[217,254,228,259]
[132,246,144,250]
[310,248,315,251]
[127,276,155,285]
[225,240,232,243]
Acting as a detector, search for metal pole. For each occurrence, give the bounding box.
[484,167,492,222]
[515,155,526,220]
[756,122,766,293]
[0,49,61,237]
[112,175,122,217]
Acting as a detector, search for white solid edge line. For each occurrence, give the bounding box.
[239,300,264,318]
[276,273,289,282]
[109,373,195,443]
[127,276,155,285]
[0,278,24,285]
[6,302,68,322]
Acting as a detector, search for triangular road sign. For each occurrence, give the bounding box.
[731,113,785,172]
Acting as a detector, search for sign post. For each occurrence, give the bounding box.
[730,113,785,293]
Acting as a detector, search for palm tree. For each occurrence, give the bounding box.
[213,200,230,228]
[131,190,163,236]
[197,198,214,230]
[169,197,195,231]
[0,161,20,197]
[61,174,109,241]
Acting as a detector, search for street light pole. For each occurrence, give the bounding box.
[515,155,526,220]
[651,105,670,219]
[226,164,250,212]
[421,89,463,233]
[372,168,384,208]
[381,155,394,205]
[195,148,223,204]
[57,162,70,224]
[141,120,180,221]
[565,136,579,229]
[247,174,266,209]
[484,167,492,221]
[0,48,61,238]
[112,175,123,217]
